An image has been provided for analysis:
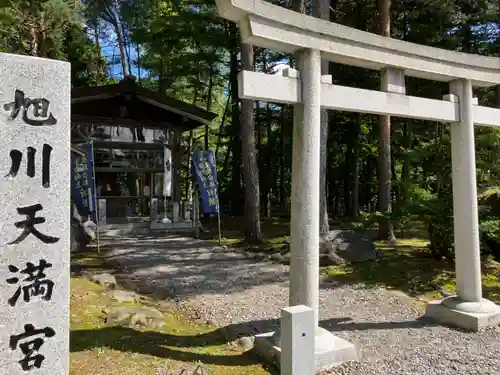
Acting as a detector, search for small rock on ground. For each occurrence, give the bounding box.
[270,253,285,262]
[111,289,138,303]
[89,273,116,289]
[105,306,165,329]
[104,235,500,375]
[236,336,254,351]
[206,319,217,326]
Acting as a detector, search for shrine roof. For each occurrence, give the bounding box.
[71,76,217,130]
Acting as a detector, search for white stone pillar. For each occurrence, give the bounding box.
[280,305,315,375]
[449,79,482,303]
[289,48,322,326]
[426,79,500,331]
[255,49,357,368]
[381,68,406,95]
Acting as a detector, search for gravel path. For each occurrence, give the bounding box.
[101,234,500,375]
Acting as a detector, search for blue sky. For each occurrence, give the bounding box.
[101,39,144,79]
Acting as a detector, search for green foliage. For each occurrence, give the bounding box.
[0,0,83,57]
[478,188,500,259]
[480,220,500,252]
[0,0,108,87]
[63,24,111,87]
[2,0,500,249]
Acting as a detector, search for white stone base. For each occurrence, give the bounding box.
[254,327,358,371]
[426,296,500,331]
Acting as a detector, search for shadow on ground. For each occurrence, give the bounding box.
[70,326,267,368]
[71,315,438,366]
[78,234,291,300]
[75,237,449,302]
[71,248,112,275]
[73,232,500,303]
[321,242,455,298]
[321,241,500,302]
[198,216,290,246]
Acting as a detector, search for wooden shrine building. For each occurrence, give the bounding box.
[71,76,217,234]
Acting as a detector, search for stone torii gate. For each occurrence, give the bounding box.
[215,0,500,370]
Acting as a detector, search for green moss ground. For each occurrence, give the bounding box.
[199,218,500,303]
[323,238,500,303]
[70,254,273,375]
[70,219,500,374]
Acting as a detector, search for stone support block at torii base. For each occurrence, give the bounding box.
[426,297,500,332]
[254,327,358,372]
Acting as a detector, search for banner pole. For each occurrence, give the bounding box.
[195,187,200,239]
[216,188,222,245]
[192,155,200,239]
[90,140,100,254]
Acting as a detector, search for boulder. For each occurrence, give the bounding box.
[111,290,138,303]
[270,253,285,262]
[275,229,376,266]
[236,336,255,351]
[105,306,165,329]
[89,273,117,289]
[319,229,376,266]
[252,253,267,261]
[320,242,347,266]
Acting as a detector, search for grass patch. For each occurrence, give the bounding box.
[71,249,110,275]
[200,216,500,303]
[200,216,289,250]
[70,275,272,375]
[322,238,500,303]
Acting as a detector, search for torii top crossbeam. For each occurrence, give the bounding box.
[216,0,500,87]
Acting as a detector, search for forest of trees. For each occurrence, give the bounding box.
[2,0,500,259]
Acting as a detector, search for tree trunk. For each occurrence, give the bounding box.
[391,143,397,202]
[333,175,341,217]
[326,116,336,216]
[257,105,262,170]
[292,0,305,14]
[279,106,286,211]
[221,135,233,183]
[365,157,375,212]
[497,1,500,107]
[313,0,330,234]
[229,23,242,215]
[185,86,200,202]
[377,0,396,242]
[344,130,353,215]
[256,102,262,213]
[159,58,166,93]
[401,122,411,203]
[240,43,262,244]
[205,64,214,150]
[351,114,361,217]
[121,26,132,76]
[265,103,273,217]
[136,43,141,85]
[215,93,230,160]
[113,22,129,78]
[93,24,103,84]
[185,129,194,200]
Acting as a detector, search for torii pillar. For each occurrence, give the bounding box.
[425,79,500,331]
[254,48,358,371]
